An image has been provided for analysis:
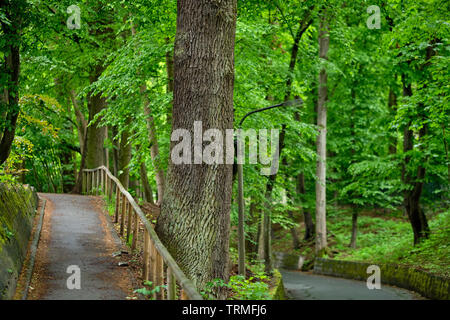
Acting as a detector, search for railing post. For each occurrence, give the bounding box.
[120,194,126,235]
[114,185,120,223]
[131,209,138,251]
[126,201,132,244]
[82,171,85,194]
[91,171,95,195]
[167,267,177,300]
[149,239,155,286]
[96,170,100,195]
[86,172,89,194]
[108,177,113,201]
[154,250,164,300]
[143,230,150,281]
[102,169,105,193]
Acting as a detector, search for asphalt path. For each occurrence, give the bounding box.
[281,269,421,300]
[32,194,133,300]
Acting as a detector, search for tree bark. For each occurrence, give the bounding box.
[155,0,237,298]
[0,4,21,166]
[315,10,329,256]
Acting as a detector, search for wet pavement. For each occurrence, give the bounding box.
[281,270,420,300]
[33,194,133,300]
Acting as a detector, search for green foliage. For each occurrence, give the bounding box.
[201,273,270,300]
[133,280,166,300]
[333,210,450,277]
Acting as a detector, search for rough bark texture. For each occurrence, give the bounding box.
[155,0,237,297]
[315,11,329,255]
[0,3,21,165]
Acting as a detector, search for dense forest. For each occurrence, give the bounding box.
[1,0,449,299]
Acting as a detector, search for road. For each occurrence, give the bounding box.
[28,194,134,300]
[281,270,421,300]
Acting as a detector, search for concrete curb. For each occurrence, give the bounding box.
[22,199,47,300]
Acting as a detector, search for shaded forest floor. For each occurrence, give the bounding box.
[272,206,450,278]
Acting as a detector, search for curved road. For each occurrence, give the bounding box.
[281,270,421,300]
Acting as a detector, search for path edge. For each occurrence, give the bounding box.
[21,198,47,300]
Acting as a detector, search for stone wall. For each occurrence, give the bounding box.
[269,269,287,300]
[0,183,38,300]
[314,258,450,300]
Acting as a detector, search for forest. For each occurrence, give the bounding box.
[0,0,449,300]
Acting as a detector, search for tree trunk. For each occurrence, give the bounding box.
[315,10,329,256]
[85,66,106,169]
[166,37,174,127]
[118,119,132,189]
[257,125,286,273]
[139,161,154,204]
[0,6,21,166]
[349,207,358,248]
[141,90,166,205]
[70,89,87,154]
[401,76,430,245]
[155,0,237,298]
[388,88,398,154]
[297,172,315,241]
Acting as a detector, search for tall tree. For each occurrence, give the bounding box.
[0,0,27,165]
[155,0,237,297]
[315,8,329,255]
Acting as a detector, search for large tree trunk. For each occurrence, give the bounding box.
[315,10,329,256]
[0,4,21,166]
[155,0,237,298]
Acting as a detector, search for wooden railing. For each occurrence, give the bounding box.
[82,166,202,300]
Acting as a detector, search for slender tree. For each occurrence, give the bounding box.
[315,8,329,255]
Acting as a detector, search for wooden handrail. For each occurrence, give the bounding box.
[82,166,203,300]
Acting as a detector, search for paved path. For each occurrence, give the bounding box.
[281,270,420,300]
[30,194,133,300]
